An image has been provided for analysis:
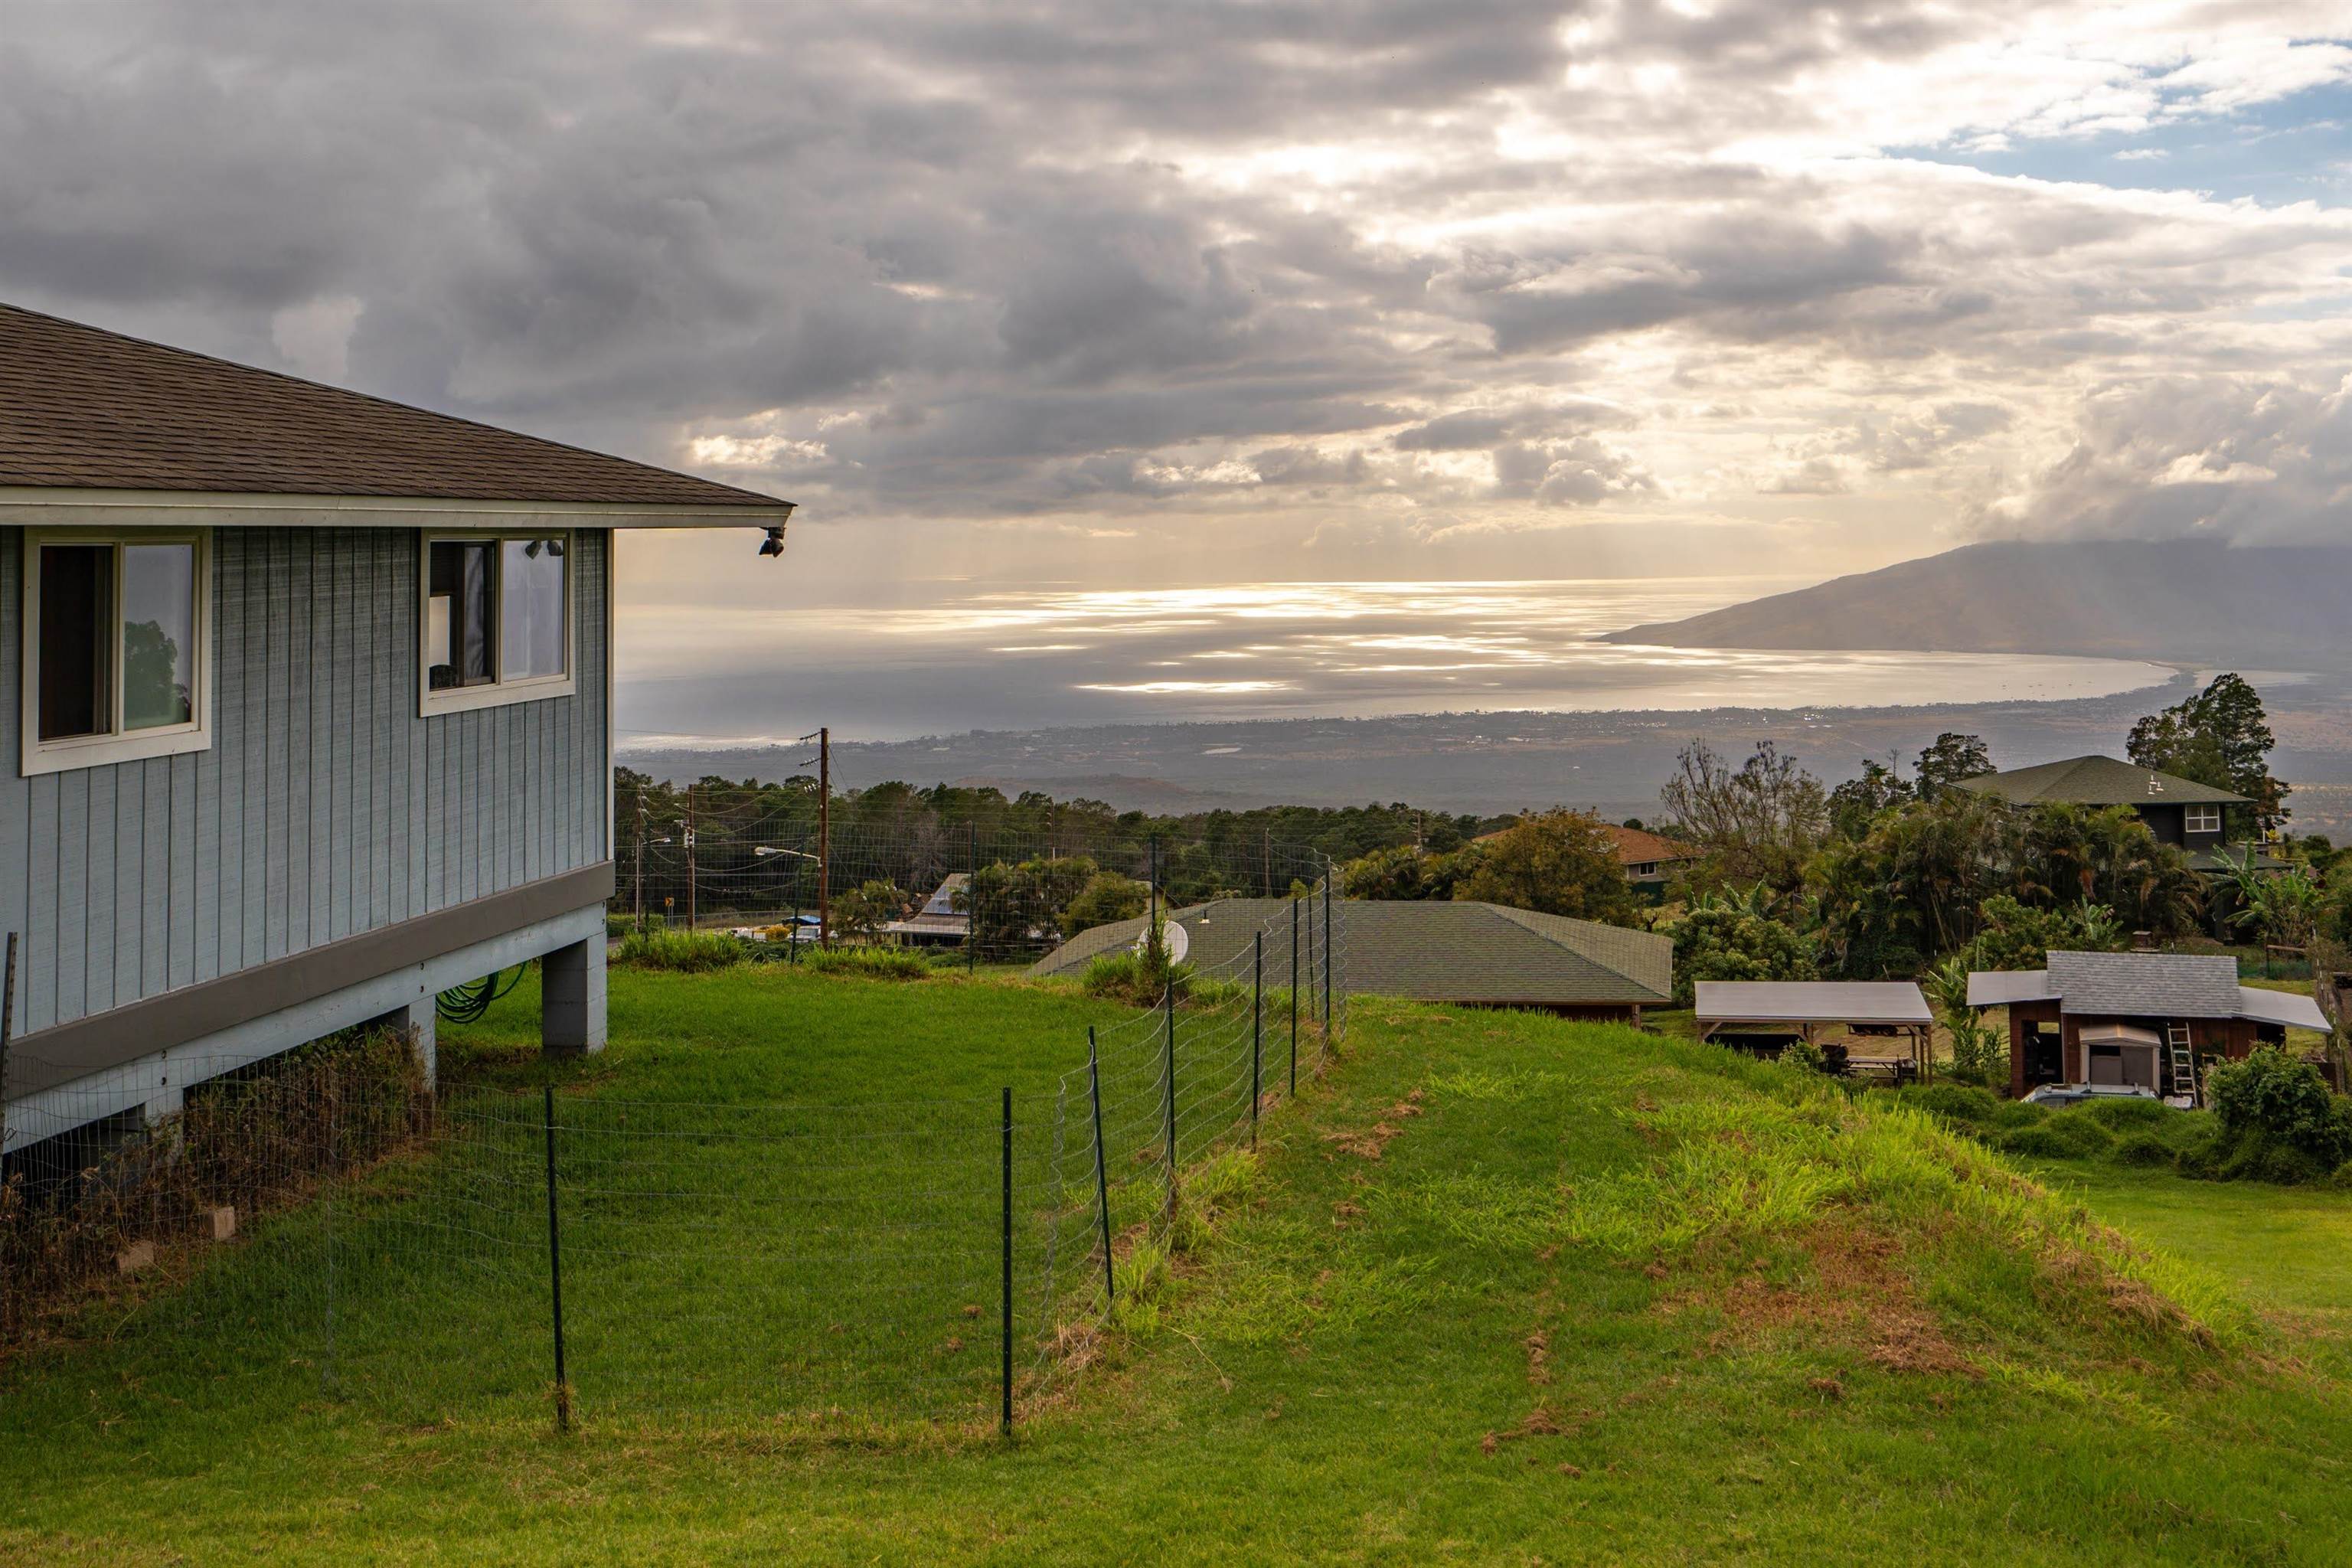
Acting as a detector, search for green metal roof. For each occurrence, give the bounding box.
[1952,754,2246,808]
[1029,898,1673,1007]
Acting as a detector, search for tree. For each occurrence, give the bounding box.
[1341,843,1484,901]
[1966,894,2125,972]
[1659,740,1828,893]
[2211,848,2322,952]
[1828,757,1913,841]
[2128,673,2288,835]
[2007,802,2200,936]
[1060,871,1148,936]
[1662,906,1816,1004]
[1913,733,1993,799]
[1452,810,1636,923]
[959,855,1101,952]
[832,880,907,942]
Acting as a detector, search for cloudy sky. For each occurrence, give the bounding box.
[5,0,2350,613]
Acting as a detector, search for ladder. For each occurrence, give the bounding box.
[2165,1022,2197,1106]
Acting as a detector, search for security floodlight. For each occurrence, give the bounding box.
[758,525,786,558]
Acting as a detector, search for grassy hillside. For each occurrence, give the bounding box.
[1604,538,2352,666]
[5,969,2352,1563]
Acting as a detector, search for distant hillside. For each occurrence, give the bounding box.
[1606,541,2352,668]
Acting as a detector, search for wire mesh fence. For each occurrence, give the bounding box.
[613,775,1334,962]
[0,830,1348,1440]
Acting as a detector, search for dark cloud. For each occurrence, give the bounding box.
[0,0,2344,554]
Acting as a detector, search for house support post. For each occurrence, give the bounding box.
[541,936,607,1057]
[362,995,439,1086]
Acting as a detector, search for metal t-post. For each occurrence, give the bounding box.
[1162,974,1179,1217]
[1251,929,1263,1150]
[1317,870,1335,1044]
[1089,1028,1114,1306]
[542,1084,571,1432]
[1289,897,1300,1096]
[1000,1085,1014,1437]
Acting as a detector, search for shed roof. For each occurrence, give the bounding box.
[1964,952,2328,1030]
[2045,949,2241,1018]
[0,302,790,514]
[1693,981,1932,1027]
[1029,899,1673,1006]
[1953,754,2245,808]
[2233,986,2331,1032]
[1967,969,2052,1008]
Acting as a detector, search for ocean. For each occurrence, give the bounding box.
[613,577,2177,746]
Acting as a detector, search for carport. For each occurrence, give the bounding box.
[1694,980,1937,1082]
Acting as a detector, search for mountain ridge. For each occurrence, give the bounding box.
[1602,540,2352,668]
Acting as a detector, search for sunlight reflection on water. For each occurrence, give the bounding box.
[619,577,2178,743]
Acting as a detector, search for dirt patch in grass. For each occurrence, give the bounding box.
[1659,1218,1980,1379]
[1321,1090,1426,1161]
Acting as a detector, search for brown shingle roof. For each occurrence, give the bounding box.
[1601,824,1698,867]
[0,302,789,510]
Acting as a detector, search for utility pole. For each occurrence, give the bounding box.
[632,793,646,926]
[818,726,831,948]
[684,786,697,931]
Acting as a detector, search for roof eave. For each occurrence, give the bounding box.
[0,485,795,530]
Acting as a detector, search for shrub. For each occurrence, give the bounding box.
[2081,1095,2173,1132]
[614,928,745,972]
[2,1029,430,1343]
[1185,975,1249,1010]
[2112,1131,2176,1168]
[1082,950,1194,1008]
[1060,871,1148,936]
[801,945,930,981]
[2203,1047,2352,1172]
[1994,1112,2115,1161]
[1908,1083,2004,1131]
[1781,1037,1829,1075]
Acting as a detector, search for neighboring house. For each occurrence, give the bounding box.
[881,873,971,946]
[1950,754,2262,870]
[1475,820,1700,891]
[1029,898,1674,1021]
[1968,949,2330,1101]
[0,303,792,1158]
[1601,824,1700,890]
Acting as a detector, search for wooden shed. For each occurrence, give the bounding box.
[1969,949,2331,1103]
[0,302,792,1155]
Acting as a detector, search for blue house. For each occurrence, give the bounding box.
[0,303,791,1155]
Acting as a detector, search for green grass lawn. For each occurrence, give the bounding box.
[6,967,2352,1564]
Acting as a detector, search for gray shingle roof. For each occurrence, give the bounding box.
[1694,981,1932,1026]
[0,302,791,510]
[1954,754,2245,808]
[2044,950,2243,1018]
[1029,898,1673,1006]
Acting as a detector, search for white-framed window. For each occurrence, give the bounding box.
[2185,804,2223,835]
[20,530,211,776]
[418,531,576,714]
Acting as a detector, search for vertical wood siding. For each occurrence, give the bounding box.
[0,526,612,1036]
